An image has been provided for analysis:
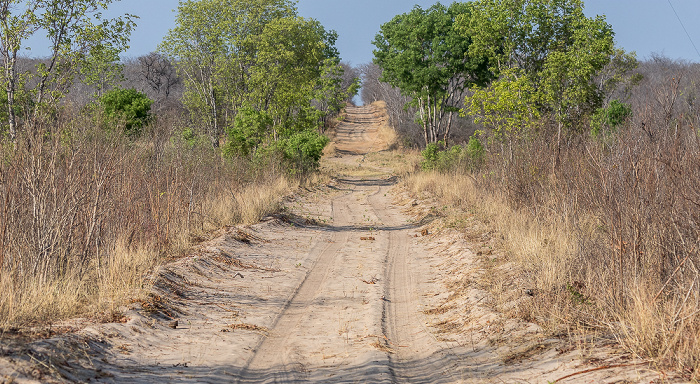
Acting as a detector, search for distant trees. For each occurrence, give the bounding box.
[0,0,135,141]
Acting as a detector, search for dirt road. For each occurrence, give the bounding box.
[0,105,665,383]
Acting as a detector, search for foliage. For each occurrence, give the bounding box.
[466,68,540,142]
[373,2,491,146]
[590,99,632,138]
[159,0,344,151]
[0,0,136,141]
[274,129,329,174]
[98,88,153,137]
[458,0,627,141]
[316,59,360,127]
[223,107,272,158]
[246,16,338,127]
[421,136,485,172]
[465,135,486,168]
[159,0,296,146]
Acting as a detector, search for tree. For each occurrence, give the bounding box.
[0,0,135,142]
[245,16,338,133]
[159,0,296,147]
[137,52,180,100]
[161,0,345,157]
[458,0,628,167]
[314,59,360,130]
[373,2,491,146]
[339,62,361,103]
[467,68,541,158]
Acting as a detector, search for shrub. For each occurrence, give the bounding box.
[275,129,329,174]
[465,136,485,169]
[98,88,153,137]
[591,99,632,138]
[421,136,485,172]
[223,107,272,158]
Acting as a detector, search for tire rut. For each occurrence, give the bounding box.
[368,184,465,384]
[239,197,354,383]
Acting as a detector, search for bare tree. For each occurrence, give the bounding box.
[137,52,180,100]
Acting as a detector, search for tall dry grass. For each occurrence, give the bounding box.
[0,112,295,328]
[403,96,700,377]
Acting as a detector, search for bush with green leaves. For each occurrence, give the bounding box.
[223,107,272,158]
[591,99,632,138]
[223,107,328,174]
[421,136,485,172]
[98,88,153,137]
[274,129,329,174]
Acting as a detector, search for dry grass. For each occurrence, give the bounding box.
[205,176,296,227]
[403,171,576,307]
[0,115,298,329]
[403,121,700,378]
[372,101,398,150]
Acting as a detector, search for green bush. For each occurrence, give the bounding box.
[466,136,485,168]
[223,107,272,158]
[421,136,485,172]
[223,107,328,175]
[275,129,329,174]
[98,88,153,137]
[591,99,632,138]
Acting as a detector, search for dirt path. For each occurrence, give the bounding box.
[0,104,669,383]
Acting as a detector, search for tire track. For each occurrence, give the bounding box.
[239,196,354,383]
[368,184,464,383]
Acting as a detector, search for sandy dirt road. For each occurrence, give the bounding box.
[0,104,668,383]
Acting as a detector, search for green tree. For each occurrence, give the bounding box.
[458,0,631,167]
[373,2,491,146]
[159,0,296,147]
[161,0,343,172]
[0,0,135,142]
[245,16,339,134]
[467,68,540,144]
[314,59,359,130]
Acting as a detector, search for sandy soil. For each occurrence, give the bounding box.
[0,105,677,383]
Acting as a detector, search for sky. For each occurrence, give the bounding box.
[24,0,700,65]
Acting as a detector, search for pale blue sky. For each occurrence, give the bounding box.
[25,0,700,64]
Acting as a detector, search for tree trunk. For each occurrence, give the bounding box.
[553,120,562,172]
[4,50,17,142]
[443,111,454,146]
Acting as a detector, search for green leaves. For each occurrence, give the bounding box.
[98,88,153,137]
[460,0,629,140]
[373,2,491,145]
[590,99,632,138]
[160,0,342,157]
[223,107,272,158]
[0,0,136,140]
[466,68,541,142]
[162,0,341,171]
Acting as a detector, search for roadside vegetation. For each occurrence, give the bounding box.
[369,0,700,378]
[0,0,358,328]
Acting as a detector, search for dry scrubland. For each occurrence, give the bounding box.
[398,115,700,379]
[0,111,300,328]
